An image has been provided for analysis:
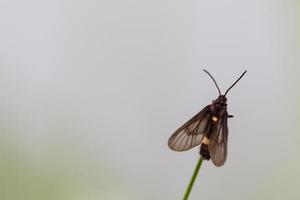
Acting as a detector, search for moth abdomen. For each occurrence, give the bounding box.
[200,143,210,160]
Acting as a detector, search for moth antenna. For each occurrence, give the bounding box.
[225,70,247,96]
[203,69,221,95]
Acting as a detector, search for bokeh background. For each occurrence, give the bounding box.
[0,0,299,199]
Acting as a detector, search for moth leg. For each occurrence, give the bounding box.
[228,115,234,118]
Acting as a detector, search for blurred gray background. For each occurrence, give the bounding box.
[0,0,299,199]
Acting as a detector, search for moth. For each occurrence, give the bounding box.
[168,70,247,166]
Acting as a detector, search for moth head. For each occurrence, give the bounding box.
[216,95,227,103]
[213,95,227,109]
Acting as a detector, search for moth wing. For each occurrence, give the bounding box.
[208,113,228,166]
[168,105,211,151]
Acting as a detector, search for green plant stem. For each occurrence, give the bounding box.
[182,157,203,200]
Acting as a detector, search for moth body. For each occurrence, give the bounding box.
[167,70,247,167]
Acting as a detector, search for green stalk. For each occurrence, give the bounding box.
[182,157,203,200]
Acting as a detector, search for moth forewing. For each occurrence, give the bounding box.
[168,105,211,151]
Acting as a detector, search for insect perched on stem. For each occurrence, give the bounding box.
[168,70,247,166]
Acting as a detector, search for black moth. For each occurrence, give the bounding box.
[168,70,247,167]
